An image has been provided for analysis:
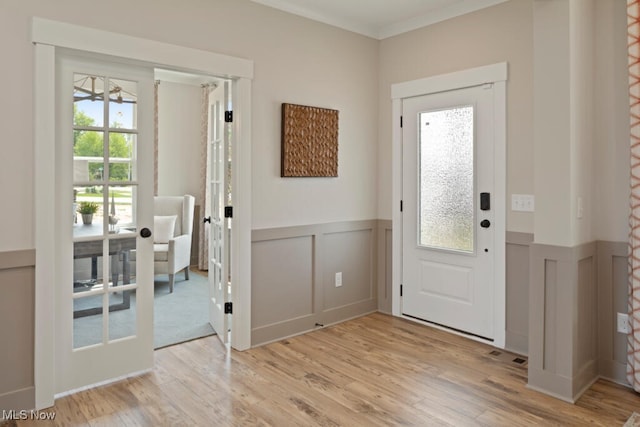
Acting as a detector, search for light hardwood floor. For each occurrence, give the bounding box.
[9,312,640,426]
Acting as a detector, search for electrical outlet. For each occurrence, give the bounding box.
[335,272,342,287]
[617,312,631,334]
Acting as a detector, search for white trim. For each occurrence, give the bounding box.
[34,43,56,410]
[378,0,509,40]
[492,79,507,349]
[250,0,508,40]
[391,62,507,348]
[231,78,252,351]
[32,18,254,408]
[31,18,253,79]
[391,62,507,100]
[391,98,403,318]
[54,369,152,400]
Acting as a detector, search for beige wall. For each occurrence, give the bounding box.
[0,0,379,249]
[595,0,629,243]
[534,0,628,246]
[377,0,534,233]
[157,81,202,202]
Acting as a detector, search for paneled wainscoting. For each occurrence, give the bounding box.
[0,250,35,411]
[251,220,386,346]
[528,240,632,402]
[597,241,628,384]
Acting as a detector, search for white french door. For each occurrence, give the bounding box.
[402,84,497,341]
[208,82,232,344]
[55,55,154,393]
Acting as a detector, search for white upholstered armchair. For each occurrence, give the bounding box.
[153,195,195,293]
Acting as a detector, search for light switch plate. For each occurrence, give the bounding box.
[335,272,342,287]
[511,194,535,212]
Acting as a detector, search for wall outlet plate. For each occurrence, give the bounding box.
[617,312,630,334]
[335,272,342,287]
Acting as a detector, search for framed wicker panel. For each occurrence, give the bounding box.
[281,103,339,177]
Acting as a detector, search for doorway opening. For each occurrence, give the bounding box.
[151,69,232,350]
[33,17,253,409]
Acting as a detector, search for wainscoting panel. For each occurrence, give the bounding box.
[323,229,373,309]
[543,258,560,373]
[528,242,598,403]
[574,245,598,397]
[251,236,314,328]
[0,249,36,411]
[505,232,532,355]
[597,241,630,385]
[251,221,378,346]
[377,222,392,314]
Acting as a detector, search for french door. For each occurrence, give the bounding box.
[402,84,497,340]
[208,81,232,344]
[55,55,154,393]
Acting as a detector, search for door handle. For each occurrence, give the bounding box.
[140,227,152,238]
[203,216,211,224]
[480,219,491,228]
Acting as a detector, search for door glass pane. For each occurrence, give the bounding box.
[71,70,140,351]
[74,185,104,237]
[418,105,474,252]
[108,133,136,182]
[107,237,136,289]
[107,184,136,228]
[109,78,137,130]
[73,302,104,349]
[74,74,105,128]
[109,290,136,341]
[74,130,105,183]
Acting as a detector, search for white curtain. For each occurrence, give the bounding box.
[198,85,212,270]
[628,0,640,392]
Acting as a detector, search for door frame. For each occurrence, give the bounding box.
[33,17,253,409]
[391,62,507,348]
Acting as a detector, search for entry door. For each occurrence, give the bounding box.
[402,84,495,340]
[208,82,231,344]
[55,55,154,393]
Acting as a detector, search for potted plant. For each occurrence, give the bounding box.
[77,201,99,225]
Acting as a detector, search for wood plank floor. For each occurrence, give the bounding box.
[10,312,640,426]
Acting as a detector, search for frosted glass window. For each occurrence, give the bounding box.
[418,105,474,252]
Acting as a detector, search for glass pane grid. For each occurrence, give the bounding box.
[418,105,475,253]
[71,72,139,350]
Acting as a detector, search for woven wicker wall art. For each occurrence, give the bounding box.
[281,103,338,177]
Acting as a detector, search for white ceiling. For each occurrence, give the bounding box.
[250,0,509,39]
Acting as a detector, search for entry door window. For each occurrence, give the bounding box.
[418,105,474,253]
[72,73,139,348]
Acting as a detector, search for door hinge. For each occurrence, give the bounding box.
[400,115,403,128]
[224,206,233,218]
[400,284,403,297]
[400,200,403,212]
[224,302,233,314]
[225,110,233,123]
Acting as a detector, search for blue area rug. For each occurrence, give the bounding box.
[73,269,215,349]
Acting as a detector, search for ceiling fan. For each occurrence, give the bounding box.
[73,75,136,104]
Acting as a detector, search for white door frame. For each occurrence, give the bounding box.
[33,17,253,409]
[391,62,507,348]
